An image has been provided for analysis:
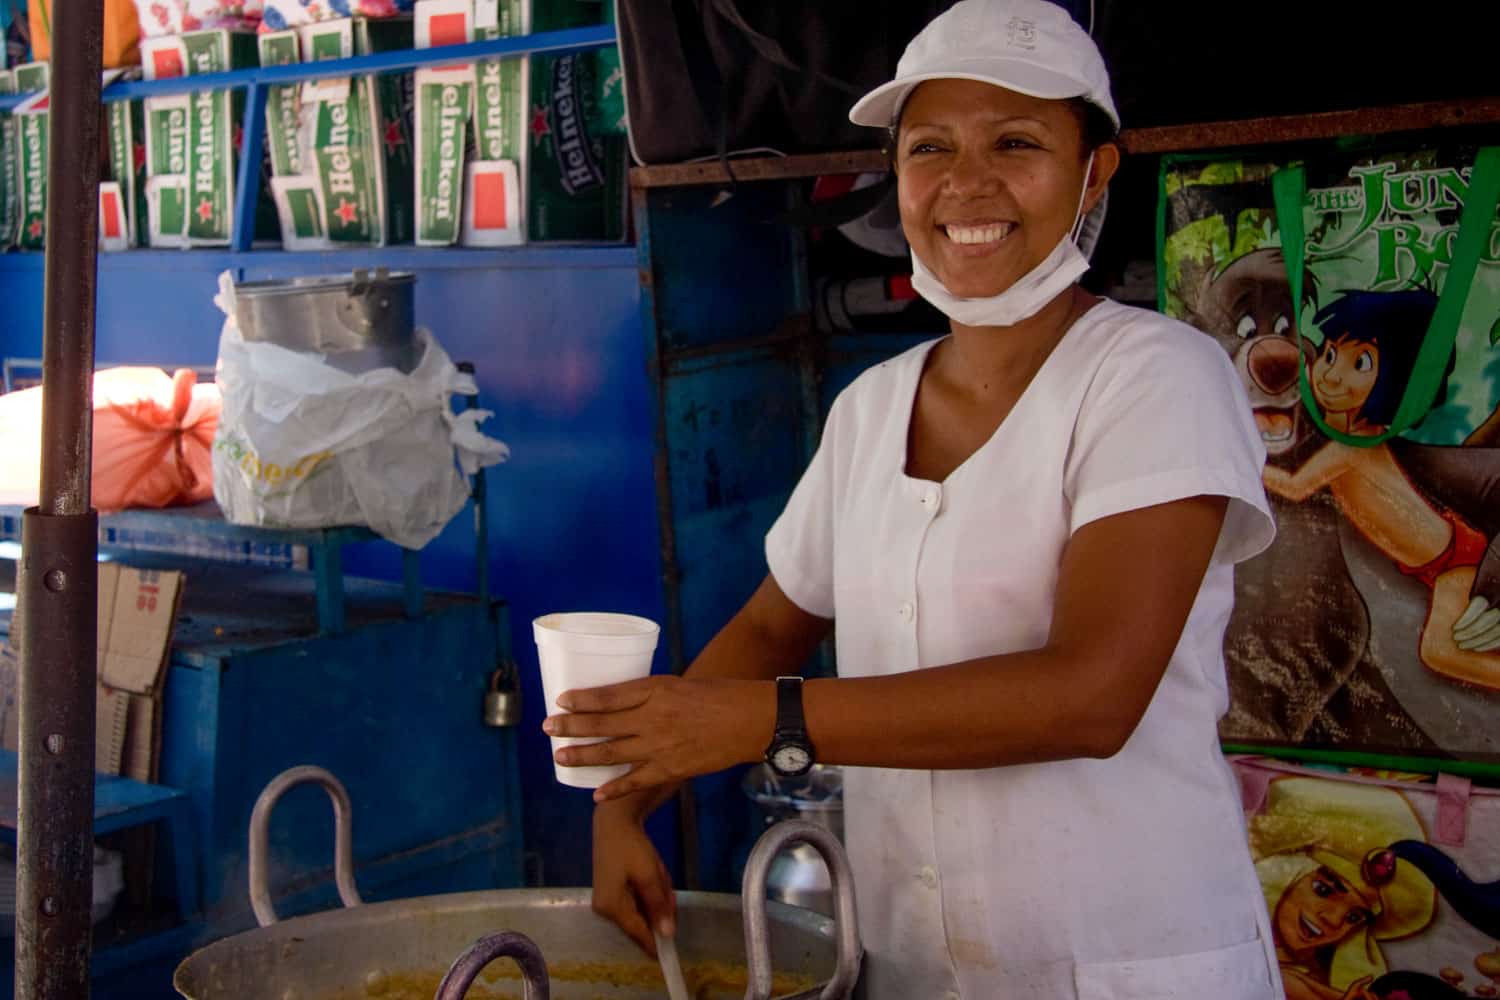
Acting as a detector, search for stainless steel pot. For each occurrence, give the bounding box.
[233,268,417,374]
[174,767,862,1000]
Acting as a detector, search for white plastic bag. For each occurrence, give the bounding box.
[210,273,508,549]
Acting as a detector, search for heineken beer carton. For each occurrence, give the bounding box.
[357,16,416,245]
[140,30,259,247]
[107,99,150,247]
[0,71,17,249]
[141,38,190,247]
[414,0,474,246]
[302,21,375,245]
[471,0,526,163]
[460,0,525,245]
[147,174,190,244]
[143,94,191,248]
[284,17,413,248]
[269,175,332,250]
[14,92,48,250]
[13,62,49,94]
[525,0,626,242]
[258,30,304,178]
[460,159,519,245]
[98,182,131,252]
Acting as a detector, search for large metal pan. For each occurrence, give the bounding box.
[174,767,862,1000]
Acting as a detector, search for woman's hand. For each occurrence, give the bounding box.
[591,800,676,957]
[545,676,776,802]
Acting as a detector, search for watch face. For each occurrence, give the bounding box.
[771,744,811,775]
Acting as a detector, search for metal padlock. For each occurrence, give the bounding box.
[483,664,522,728]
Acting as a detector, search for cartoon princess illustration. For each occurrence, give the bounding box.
[1260,289,1500,689]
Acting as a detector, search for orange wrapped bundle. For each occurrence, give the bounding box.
[0,367,220,512]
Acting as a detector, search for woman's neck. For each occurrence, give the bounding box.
[939,285,1093,400]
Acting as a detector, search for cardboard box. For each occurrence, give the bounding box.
[259,30,305,178]
[470,0,525,163]
[273,17,414,248]
[0,71,18,250]
[13,62,49,94]
[143,93,191,248]
[140,30,260,247]
[359,17,416,245]
[98,181,131,252]
[270,174,331,248]
[0,563,183,781]
[106,98,150,247]
[460,158,520,245]
[461,0,525,245]
[414,0,474,246]
[14,91,49,251]
[524,0,627,242]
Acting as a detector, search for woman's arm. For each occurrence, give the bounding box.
[586,575,830,821]
[552,494,1227,798]
[804,493,1228,767]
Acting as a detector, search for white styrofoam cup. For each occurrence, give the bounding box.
[533,612,660,788]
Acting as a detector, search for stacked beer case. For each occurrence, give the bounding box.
[524,0,626,242]
[139,30,265,247]
[3,63,49,250]
[411,0,626,247]
[2,0,624,251]
[260,16,416,248]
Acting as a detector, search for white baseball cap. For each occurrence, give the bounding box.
[849,0,1119,132]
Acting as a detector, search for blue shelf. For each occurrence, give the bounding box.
[0,748,202,919]
[0,25,617,110]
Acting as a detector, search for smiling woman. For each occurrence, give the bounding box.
[892,81,1113,301]
[556,3,1284,998]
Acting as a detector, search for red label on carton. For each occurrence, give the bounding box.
[473,170,507,228]
[152,49,186,79]
[430,12,469,47]
[102,189,123,238]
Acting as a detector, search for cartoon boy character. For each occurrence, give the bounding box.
[1261,289,1500,688]
[1251,778,1437,1000]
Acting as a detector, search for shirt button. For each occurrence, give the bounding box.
[919,486,941,512]
[897,601,914,622]
[917,865,938,889]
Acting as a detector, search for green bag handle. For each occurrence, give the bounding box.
[1271,146,1500,447]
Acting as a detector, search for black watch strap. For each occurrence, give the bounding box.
[773,676,807,740]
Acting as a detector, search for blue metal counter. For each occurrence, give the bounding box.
[0,550,524,998]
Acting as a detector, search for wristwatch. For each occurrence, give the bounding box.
[764,676,815,777]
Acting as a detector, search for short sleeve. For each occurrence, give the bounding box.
[1064,319,1276,566]
[764,394,847,619]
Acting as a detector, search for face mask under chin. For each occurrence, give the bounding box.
[909,152,1096,329]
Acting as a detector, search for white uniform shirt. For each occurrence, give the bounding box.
[766,301,1283,1000]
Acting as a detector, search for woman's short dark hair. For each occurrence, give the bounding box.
[1070,98,1119,153]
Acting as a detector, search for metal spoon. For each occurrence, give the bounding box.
[654,930,691,1000]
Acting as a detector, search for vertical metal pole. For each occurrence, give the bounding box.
[16,0,105,996]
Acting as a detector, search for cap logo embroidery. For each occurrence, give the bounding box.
[1006,17,1038,49]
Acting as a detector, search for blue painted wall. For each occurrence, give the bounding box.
[0,246,677,891]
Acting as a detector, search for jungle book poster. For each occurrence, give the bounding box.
[1159,146,1500,761]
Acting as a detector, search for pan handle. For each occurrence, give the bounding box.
[741,819,862,1000]
[434,931,551,1000]
[248,765,363,927]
